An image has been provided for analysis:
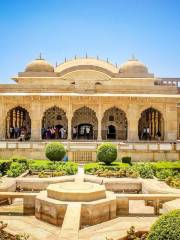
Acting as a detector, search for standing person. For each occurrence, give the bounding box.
[64,128,67,139]
[50,127,55,139]
[146,127,150,140]
[156,130,161,141]
[55,127,59,139]
[86,126,90,139]
[9,126,14,139]
[14,127,19,139]
[18,128,25,141]
[41,127,46,139]
[60,127,65,139]
[142,127,146,140]
[46,127,51,139]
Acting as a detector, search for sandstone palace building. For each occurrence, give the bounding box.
[0,55,180,161]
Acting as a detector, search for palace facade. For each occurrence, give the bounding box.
[0,55,180,160]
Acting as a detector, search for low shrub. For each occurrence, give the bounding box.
[38,171,49,178]
[132,164,154,179]
[94,168,139,178]
[7,162,28,177]
[84,162,139,178]
[127,226,148,240]
[0,160,12,175]
[97,143,117,165]
[29,160,78,175]
[147,209,180,240]
[150,161,180,171]
[84,162,130,174]
[54,162,78,175]
[10,155,28,165]
[165,176,180,188]
[155,169,174,180]
[0,221,29,240]
[28,160,52,171]
[122,156,132,165]
[45,142,66,161]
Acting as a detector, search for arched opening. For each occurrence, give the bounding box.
[6,106,31,140]
[107,125,116,139]
[102,107,128,140]
[138,107,164,140]
[72,106,98,140]
[42,106,68,139]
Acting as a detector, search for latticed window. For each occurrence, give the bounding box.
[109,115,114,121]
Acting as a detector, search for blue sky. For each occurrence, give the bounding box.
[0,0,180,83]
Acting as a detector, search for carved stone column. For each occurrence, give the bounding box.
[127,104,139,142]
[97,99,102,141]
[0,101,6,140]
[67,114,72,140]
[30,101,42,141]
[164,104,177,141]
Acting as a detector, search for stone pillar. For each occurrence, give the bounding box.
[127,104,139,141]
[97,116,102,141]
[97,99,102,141]
[23,196,36,215]
[0,101,6,140]
[67,114,72,140]
[165,104,177,141]
[30,101,42,141]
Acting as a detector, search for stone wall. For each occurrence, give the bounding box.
[0,141,179,161]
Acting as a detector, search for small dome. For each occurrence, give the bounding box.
[120,58,148,75]
[25,57,54,72]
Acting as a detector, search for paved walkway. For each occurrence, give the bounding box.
[79,216,157,240]
[75,165,85,182]
[0,215,60,240]
[0,215,157,240]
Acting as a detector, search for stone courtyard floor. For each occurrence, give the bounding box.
[0,166,169,239]
[0,214,158,240]
[0,199,160,240]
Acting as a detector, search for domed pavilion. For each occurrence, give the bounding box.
[0,54,180,161]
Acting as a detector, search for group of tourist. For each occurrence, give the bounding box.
[9,126,29,141]
[41,126,66,139]
[140,127,161,140]
[72,126,91,139]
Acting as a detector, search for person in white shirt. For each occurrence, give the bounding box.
[86,126,90,139]
[146,127,150,140]
[60,127,65,139]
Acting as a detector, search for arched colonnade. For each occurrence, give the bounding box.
[5,105,164,141]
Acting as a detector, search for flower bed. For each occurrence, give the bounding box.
[84,161,180,188]
[0,157,78,177]
[84,162,139,178]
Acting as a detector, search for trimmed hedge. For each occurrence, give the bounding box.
[84,162,130,174]
[150,161,180,170]
[147,209,180,240]
[97,143,117,165]
[122,156,132,165]
[45,142,66,161]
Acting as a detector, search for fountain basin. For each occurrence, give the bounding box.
[47,182,106,202]
[35,182,117,226]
